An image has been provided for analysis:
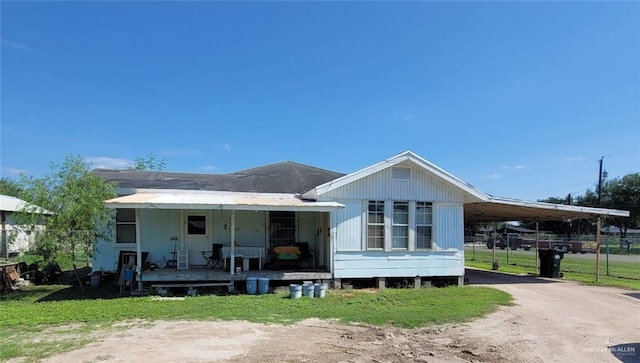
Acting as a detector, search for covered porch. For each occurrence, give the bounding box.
[103,190,343,290]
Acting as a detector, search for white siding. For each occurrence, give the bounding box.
[321,160,464,203]
[94,209,324,271]
[333,251,464,278]
[323,160,466,279]
[333,201,363,251]
[433,204,464,250]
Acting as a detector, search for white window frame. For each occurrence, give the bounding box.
[392,201,409,249]
[367,201,385,250]
[415,202,433,250]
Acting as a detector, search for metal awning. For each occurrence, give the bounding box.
[104,192,344,212]
[465,196,629,224]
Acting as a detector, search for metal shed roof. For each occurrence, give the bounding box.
[0,194,53,214]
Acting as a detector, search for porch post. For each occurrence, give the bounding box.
[595,217,601,283]
[230,209,236,275]
[135,208,142,292]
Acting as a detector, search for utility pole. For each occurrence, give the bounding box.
[597,157,604,206]
[567,193,572,239]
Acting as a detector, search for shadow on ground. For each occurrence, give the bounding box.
[623,293,640,300]
[465,268,561,285]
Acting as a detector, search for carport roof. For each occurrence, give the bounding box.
[464,195,630,224]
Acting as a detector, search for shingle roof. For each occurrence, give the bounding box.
[92,162,345,194]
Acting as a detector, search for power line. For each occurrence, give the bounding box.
[475,149,638,186]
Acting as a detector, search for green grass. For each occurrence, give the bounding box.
[0,284,512,361]
[466,249,640,290]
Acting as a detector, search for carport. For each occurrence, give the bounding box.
[463,195,630,281]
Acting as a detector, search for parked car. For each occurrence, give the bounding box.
[486,233,530,250]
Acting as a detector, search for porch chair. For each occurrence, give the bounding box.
[203,243,224,269]
[293,242,314,269]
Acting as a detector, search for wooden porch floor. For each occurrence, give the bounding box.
[141,268,332,283]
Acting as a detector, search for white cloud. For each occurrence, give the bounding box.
[199,165,218,172]
[222,143,232,151]
[514,165,525,170]
[1,38,38,52]
[85,156,131,169]
[489,174,502,180]
[1,167,28,176]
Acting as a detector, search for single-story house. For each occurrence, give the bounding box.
[92,151,629,288]
[0,194,51,257]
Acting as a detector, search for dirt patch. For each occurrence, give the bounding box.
[41,319,504,363]
[37,271,640,362]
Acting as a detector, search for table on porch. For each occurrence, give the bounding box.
[221,247,265,271]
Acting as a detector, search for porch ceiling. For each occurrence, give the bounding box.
[104,192,344,212]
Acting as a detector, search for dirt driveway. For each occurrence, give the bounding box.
[42,270,639,363]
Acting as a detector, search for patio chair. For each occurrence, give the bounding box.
[202,243,224,269]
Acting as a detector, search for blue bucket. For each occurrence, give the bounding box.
[124,269,132,282]
[246,277,257,295]
[289,284,302,299]
[257,277,269,294]
[302,283,315,298]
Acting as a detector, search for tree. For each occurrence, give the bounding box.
[605,173,640,238]
[128,153,166,171]
[0,177,23,197]
[16,155,116,291]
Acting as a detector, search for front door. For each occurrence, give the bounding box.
[183,211,212,267]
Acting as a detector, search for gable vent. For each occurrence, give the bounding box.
[392,167,411,180]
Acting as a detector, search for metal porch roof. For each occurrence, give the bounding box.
[104,192,344,212]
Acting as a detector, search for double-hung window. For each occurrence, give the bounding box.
[116,208,136,244]
[367,201,385,249]
[416,202,433,249]
[392,202,409,249]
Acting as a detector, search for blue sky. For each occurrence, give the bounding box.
[1,2,638,201]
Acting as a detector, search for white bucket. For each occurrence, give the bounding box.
[289,284,302,299]
[314,283,327,298]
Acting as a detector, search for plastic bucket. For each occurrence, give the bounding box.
[314,283,327,298]
[246,277,258,295]
[302,283,315,298]
[289,284,302,299]
[257,277,269,295]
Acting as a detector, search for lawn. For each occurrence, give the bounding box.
[466,249,640,290]
[0,284,512,361]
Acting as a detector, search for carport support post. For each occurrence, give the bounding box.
[595,217,601,283]
[535,222,539,274]
[492,222,497,268]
